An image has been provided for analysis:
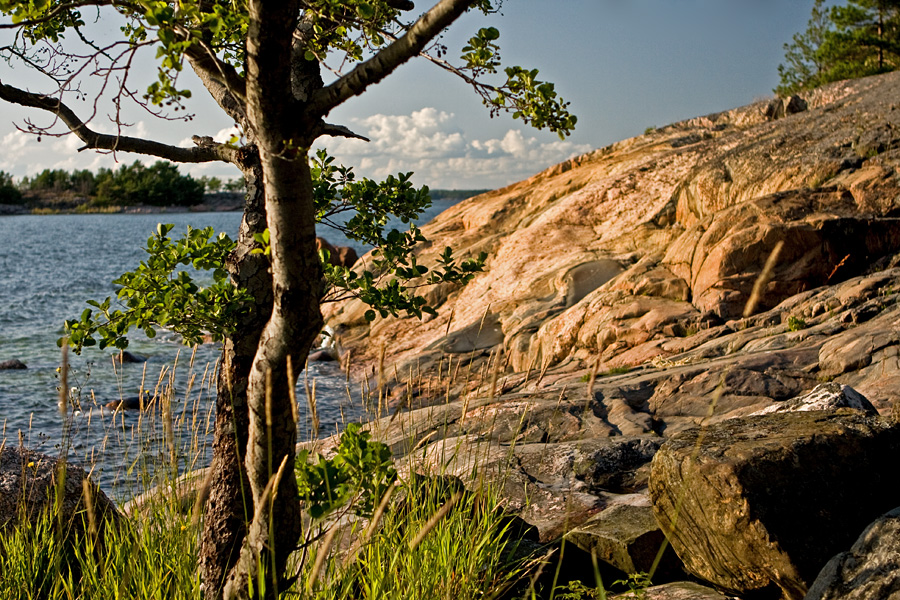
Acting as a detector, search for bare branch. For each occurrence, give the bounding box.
[321,123,369,141]
[187,55,248,126]
[0,79,240,164]
[308,0,476,115]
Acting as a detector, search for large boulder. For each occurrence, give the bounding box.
[0,446,120,536]
[317,236,359,268]
[325,71,900,378]
[649,410,900,599]
[751,382,876,415]
[804,506,900,600]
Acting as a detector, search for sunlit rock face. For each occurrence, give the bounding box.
[326,72,900,381]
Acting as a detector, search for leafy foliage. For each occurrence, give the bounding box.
[312,149,486,319]
[94,161,204,207]
[295,423,397,520]
[777,0,900,95]
[61,224,252,352]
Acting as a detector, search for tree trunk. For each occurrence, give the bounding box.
[221,3,324,596]
[222,153,323,600]
[200,150,273,600]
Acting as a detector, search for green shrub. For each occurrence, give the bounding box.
[787,315,807,331]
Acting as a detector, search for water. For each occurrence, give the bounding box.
[0,196,462,499]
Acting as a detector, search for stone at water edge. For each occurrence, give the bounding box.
[114,350,147,364]
[649,410,900,600]
[0,446,120,537]
[0,359,27,369]
[316,237,359,268]
[804,506,900,600]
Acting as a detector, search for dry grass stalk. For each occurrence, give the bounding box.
[307,522,340,594]
[743,240,784,318]
[587,356,600,400]
[287,356,299,426]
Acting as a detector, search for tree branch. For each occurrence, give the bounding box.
[184,42,248,107]
[187,56,248,127]
[0,80,240,164]
[308,0,476,115]
[321,123,369,141]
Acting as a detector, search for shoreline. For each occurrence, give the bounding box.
[0,192,244,216]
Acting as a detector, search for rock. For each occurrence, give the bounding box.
[0,446,120,537]
[106,395,145,410]
[324,71,900,379]
[115,350,147,363]
[0,359,27,370]
[649,411,900,599]
[308,347,339,362]
[124,468,210,517]
[316,237,359,268]
[752,382,877,415]
[612,581,732,600]
[565,503,684,580]
[804,506,900,600]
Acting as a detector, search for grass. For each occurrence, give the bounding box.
[0,328,687,600]
[0,347,549,600]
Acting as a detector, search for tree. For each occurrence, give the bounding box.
[777,0,900,95]
[776,0,831,96]
[0,170,21,204]
[94,160,204,205]
[0,2,575,598]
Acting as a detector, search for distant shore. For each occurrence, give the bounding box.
[0,191,244,216]
[0,188,490,216]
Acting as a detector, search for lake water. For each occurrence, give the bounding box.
[0,197,461,499]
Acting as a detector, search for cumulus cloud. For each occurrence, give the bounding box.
[0,121,164,177]
[319,108,592,189]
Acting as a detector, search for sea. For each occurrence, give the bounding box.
[0,197,461,499]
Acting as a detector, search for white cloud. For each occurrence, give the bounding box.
[319,107,592,189]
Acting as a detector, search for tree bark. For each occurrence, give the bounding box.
[200,148,273,600]
[222,1,323,598]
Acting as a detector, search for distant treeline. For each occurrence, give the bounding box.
[0,162,491,209]
[429,189,491,200]
[0,161,242,208]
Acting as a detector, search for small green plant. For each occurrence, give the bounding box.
[554,580,607,599]
[605,365,631,376]
[643,126,657,135]
[612,571,653,599]
[295,422,397,519]
[787,315,807,332]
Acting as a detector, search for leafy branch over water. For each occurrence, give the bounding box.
[61,153,487,353]
[62,223,251,351]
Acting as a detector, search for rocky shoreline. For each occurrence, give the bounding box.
[318,71,900,598]
[5,72,900,598]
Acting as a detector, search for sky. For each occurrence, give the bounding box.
[0,1,822,189]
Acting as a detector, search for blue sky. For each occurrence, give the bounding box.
[0,1,820,188]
